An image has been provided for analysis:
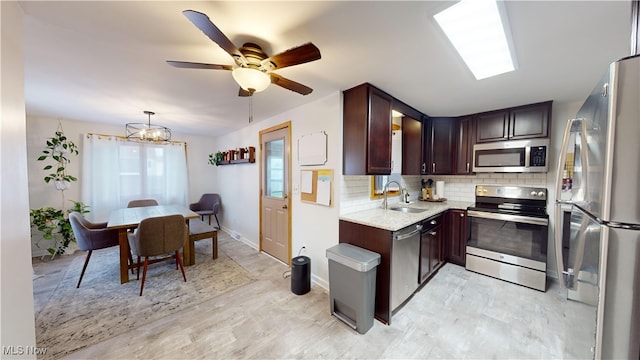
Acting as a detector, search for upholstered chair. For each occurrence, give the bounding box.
[126,199,159,208]
[69,212,130,288]
[127,214,187,296]
[189,193,221,228]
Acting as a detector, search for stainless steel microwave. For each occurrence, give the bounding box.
[472,139,549,173]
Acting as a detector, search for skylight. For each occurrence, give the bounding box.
[434,0,516,80]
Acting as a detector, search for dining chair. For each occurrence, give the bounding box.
[189,193,221,228]
[127,214,187,296]
[69,212,133,288]
[127,199,159,208]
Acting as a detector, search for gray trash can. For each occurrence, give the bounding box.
[326,243,381,334]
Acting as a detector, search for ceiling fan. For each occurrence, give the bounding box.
[167,10,321,97]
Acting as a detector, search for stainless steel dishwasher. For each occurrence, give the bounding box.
[391,223,422,311]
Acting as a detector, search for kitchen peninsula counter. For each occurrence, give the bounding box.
[338,200,472,325]
[339,200,471,231]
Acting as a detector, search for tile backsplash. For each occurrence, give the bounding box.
[340,173,547,215]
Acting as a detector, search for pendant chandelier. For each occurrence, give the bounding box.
[126,111,172,141]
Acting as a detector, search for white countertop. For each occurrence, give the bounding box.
[339,200,473,232]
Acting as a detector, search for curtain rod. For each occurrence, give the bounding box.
[85,132,187,145]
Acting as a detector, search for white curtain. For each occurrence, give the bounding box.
[81,134,189,221]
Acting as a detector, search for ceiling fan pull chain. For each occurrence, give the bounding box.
[249,93,253,123]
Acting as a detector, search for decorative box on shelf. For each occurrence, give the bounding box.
[217,146,255,165]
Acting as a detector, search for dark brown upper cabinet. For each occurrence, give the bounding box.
[343,83,393,175]
[476,101,552,143]
[455,116,475,175]
[401,115,423,175]
[425,117,455,175]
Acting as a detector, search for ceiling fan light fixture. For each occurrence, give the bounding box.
[232,67,271,93]
[126,111,172,142]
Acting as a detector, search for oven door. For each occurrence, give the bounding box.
[467,210,548,263]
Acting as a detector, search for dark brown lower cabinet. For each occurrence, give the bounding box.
[446,210,468,266]
[420,214,443,283]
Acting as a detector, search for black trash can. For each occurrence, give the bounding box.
[291,255,310,295]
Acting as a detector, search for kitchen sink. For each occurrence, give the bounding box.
[389,207,426,213]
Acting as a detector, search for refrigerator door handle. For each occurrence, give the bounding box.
[555,118,580,283]
[578,119,590,203]
[555,118,579,201]
[555,203,567,287]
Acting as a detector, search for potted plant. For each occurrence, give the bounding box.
[37,130,79,190]
[208,151,223,166]
[30,200,89,257]
[30,123,83,257]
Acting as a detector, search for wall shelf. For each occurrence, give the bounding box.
[216,146,255,166]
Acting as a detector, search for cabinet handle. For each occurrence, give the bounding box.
[430,220,437,225]
[460,213,465,218]
[432,163,436,173]
[422,163,426,173]
[466,162,470,173]
[429,231,437,236]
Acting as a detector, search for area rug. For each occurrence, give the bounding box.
[34,243,255,359]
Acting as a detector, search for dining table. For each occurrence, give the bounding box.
[107,204,199,284]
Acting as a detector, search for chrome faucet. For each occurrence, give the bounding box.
[382,180,402,210]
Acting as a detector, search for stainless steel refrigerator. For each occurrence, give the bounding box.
[554,54,640,359]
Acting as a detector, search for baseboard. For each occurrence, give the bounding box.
[218,226,258,251]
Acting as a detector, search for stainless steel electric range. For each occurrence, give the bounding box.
[466,185,549,291]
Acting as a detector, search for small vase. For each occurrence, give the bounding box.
[54,180,70,190]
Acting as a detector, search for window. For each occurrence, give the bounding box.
[434,0,516,80]
[81,134,189,221]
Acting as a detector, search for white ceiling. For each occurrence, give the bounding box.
[20,1,633,137]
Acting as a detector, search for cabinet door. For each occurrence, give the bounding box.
[420,215,442,283]
[429,225,443,273]
[367,87,393,174]
[509,102,551,139]
[343,83,393,175]
[446,210,467,266]
[476,110,509,143]
[401,116,423,175]
[420,229,430,283]
[427,117,455,174]
[455,116,475,174]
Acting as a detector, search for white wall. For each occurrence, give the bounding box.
[213,92,341,288]
[26,116,218,256]
[1,1,38,356]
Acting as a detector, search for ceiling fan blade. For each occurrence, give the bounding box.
[261,43,321,70]
[270,73,313,95]
[238,88,252,97]
[182,10,247,65]
[166,61,233,71]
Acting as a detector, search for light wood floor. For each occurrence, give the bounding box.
[32,231,595,359]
